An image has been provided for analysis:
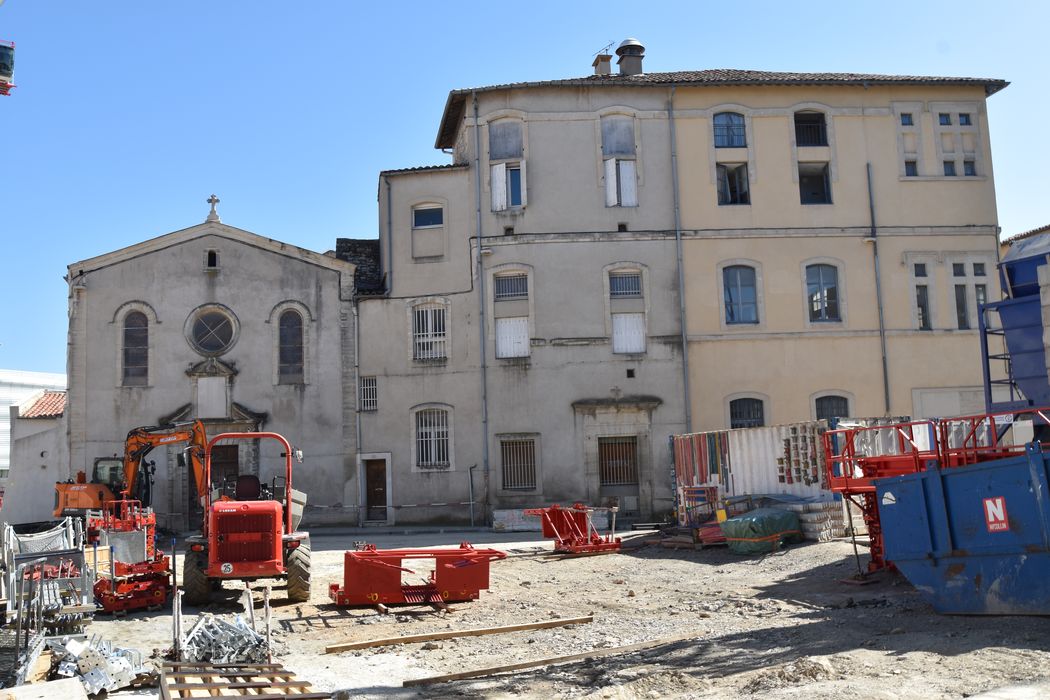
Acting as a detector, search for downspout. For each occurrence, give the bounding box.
[866,162,891,415]
[352,295,362,525]
[669,86,693,433]
[472,91,491,521]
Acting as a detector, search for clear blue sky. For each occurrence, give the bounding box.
[2,1,1047,374]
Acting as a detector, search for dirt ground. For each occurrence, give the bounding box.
[90,529,1050,699]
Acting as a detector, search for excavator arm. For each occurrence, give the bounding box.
[121,420,208,508]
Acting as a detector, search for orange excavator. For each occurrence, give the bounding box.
[54,421,208,517]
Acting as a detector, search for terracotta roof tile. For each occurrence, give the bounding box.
[1003,223,1050,244]
[21,390,66,419]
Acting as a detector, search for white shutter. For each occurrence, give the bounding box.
[612,313,646,353]
[496,317,530,358]
[491,163,507,211]
[604,158,618,207]
[619,160,638,207]
[518,160,527,207]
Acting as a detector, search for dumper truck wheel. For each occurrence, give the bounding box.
[286,539,311,603]
[182,550,210,605]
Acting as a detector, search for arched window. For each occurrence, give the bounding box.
[122,311,148,386]
[815,395,849,422]
[278,310,304,384]
[730,397,765,429]
[723,265,758,324]
[806,264,840,322]
[794,111,828,146]
[713,112,746,148]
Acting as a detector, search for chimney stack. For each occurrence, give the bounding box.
[615,38,645,76]
[592,53,612,76]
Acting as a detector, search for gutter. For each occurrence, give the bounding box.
[866,162,891,414]
[472,91,491,521]
[669,86,693,433]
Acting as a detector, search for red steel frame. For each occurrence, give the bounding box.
[328,543,506,606]
[523,502,622,555]
[88,499,172,613]
[824,409,1050,571]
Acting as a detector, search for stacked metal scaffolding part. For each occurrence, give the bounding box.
[47,634,156,694]
[171,586,272,663]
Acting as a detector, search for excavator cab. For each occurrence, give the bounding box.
[92,458,125,491]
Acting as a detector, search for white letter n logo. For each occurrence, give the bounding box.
[984,496,1009,532]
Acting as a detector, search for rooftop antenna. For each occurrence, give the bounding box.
[594,41,614,57]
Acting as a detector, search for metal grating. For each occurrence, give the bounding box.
[598,437,638,486]
[415,408,450,469]
[501,439,536,490]
[215,513,275,563]
[413,306,447,360]
[494,274,528,300]
[609,272,642,298]
[359,376,377,411]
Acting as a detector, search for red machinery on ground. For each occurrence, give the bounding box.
[524,503,622,555]
[89,500,171,613]
[823,408,1050,571]
[182,431,311,605]
[328,543,506,606]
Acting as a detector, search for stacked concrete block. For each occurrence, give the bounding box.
[771,501,846,541]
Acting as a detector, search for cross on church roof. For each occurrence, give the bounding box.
[206,194,221,223]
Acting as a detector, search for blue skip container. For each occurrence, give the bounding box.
[876,443,1050,615]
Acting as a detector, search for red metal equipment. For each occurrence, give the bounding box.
[524,502,622,555]
[823,409,1050,572]
[86,500,172,613]
[327,543,506,606]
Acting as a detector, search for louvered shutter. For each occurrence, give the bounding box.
[619,160,638,207]
[496,317,530,358]
[612,313,646,353]
[604,158,618,207]
[491,163,507,211]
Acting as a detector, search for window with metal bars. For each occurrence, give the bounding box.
[412,305,447,360]
[122,311,148,386]
[415,408,450,469]
[278,310,304,384]
[815,395,849,422]
[500,438,536,490]
[494,274,528,300]
[359,376,377,411]
[730,398,765,429]
[609,271,642,298]
[598,437,638,486]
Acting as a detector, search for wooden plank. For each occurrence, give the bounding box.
[325,615,594,654]
[403,631,702,687]
[163,662,282,669]
[167,681,310,691]
[165,671,294,679]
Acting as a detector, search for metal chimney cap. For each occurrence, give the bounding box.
[616,38,645,56]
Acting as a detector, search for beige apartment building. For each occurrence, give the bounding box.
[356,40,1006,524]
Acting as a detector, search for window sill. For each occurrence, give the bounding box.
[717,202,751,207]
[800,201,833,206]
[899,175,987,182]
[413,357,448,365]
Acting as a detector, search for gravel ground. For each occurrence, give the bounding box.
[89,530,1050,699]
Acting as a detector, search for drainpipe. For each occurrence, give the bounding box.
[472,92,491,522]
[866,162,891,415]
[668,86,693,433]
[352,295,362,525]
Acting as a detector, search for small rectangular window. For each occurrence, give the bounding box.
[973,263,986,277]
[501,439,537,490]
[717,163,750,205]
[815,395,849,422]
[959,113,972,126]
[955,284,970,330]
[904,161,918,177]
[964,160,976,176]
[914,263,927,278]
[939,113,952,126]
[494,274,528,300]
[943,161,957,177]
[953,263,966,277]
[916,285,931,330]
[799,163,831,204]
[507,166,522,207]
[609,272,642,298]
[900,113,914,126]
[975,284,987,308]
[412,207,443,228]
[359,376,377,411]
[730,398,765,429]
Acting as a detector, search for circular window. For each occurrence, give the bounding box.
[185,304,239,356]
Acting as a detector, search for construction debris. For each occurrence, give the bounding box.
[45,634,156,695]
[171,585,273,664]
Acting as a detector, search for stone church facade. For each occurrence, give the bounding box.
[64,206,360,530]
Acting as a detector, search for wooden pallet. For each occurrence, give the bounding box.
[159,662,329,699]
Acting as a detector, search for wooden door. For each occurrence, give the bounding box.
[365,459,387,521]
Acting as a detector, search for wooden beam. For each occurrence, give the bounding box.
[325,615,594,654]
[403,631,702,687]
